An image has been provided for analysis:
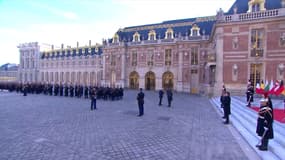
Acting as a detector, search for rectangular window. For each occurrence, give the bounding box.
[111,54,116,66]
[191,47,198,65]
[132,51,137,66]
[148,50,154,66]
[165,49,172,66]
[251,29,264,57]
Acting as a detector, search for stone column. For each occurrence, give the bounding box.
[176,51,183,91]
[213,27,224,97]
[102,55,106,85]
[121,54,126,88]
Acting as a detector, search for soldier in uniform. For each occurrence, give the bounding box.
[166,89,173,107]
[158,89,164,106]
[59,83,63,96]
[23,84,28,96]
[64,84,69,97]
[90,88,97,110]
[256,96,274,151]
[136,88,144,116]
[246,81,254,107]
[84,86,89,99]
[221,91,231,124]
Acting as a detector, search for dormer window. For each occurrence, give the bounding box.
[165,28,174,39]
[190,24,200,36]
[248,0,266,12]
[148,30,156,41]
[133,32,141,42]
[112,33,119,43]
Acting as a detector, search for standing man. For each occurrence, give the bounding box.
[167,89,173,107]
[136,88,144,116]
[256,97,274,151]
[158,89,164,106]
[222,91,231,124]
[90,88,97,110]
[246,81,254,107]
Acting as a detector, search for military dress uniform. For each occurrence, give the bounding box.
[256,98,274,151]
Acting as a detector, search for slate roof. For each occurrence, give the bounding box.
[108,0,283,43]
[0,63,18,71]
[226,0,282,15]
[110,16,216,43]
[41,46,103,59]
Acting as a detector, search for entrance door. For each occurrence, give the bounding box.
[145,72,155,90]
[250,64,262,86]
[162,71,174,90]
[111,71,116,87]
[129,71,139,89]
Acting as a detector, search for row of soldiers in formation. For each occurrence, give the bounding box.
[0,82,124,100]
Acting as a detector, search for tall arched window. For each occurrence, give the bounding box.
[248,0,266,12]
[165,28,174,39]
[133,32,141,42]
[112,33,119,43]
[148,30,156,41]
[190,24,200,36]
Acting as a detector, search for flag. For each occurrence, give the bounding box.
[260,80,265,90]
[264,79,270,92]
[268,80,274,94]
[255,83,263,94]
[282,89,285,96]
[275,80,284,96]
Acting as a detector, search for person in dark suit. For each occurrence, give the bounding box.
[256,97,274,151]
[90,88,97,110]
[222,91,231,124]
[246,81,254,107]
[158,89,164,106]
[137,88,144,116]
[166,89,173,107]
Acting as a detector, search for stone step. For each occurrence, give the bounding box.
[211,98,285,160]
[231,97,285,136]
[228,100,285,159]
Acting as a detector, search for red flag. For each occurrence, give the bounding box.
[270,80,279,94]
[275,80,284,96]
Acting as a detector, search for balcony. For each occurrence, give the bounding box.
[223,8,284,23]
[250,48,264,57]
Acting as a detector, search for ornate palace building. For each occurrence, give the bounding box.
[18,0,285,96]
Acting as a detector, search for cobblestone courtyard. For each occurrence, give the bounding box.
[0,90,249,160]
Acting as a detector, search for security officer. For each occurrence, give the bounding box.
[136,88,144,116]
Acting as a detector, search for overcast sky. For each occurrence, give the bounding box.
[0,0,235,65]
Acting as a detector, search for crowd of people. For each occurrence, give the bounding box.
[0,82,124,100]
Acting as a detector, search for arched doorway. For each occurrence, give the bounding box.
[129,71,139,89]
[145,71,155,90]
[162,71,174,89]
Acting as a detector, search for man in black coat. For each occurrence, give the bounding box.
[166,89,173,107]
[158,89,164,106]
[90,88,97,110]
[246,82,254,107]
[256,97,274,151]
[137,88,144,116]
[222,91,231,124]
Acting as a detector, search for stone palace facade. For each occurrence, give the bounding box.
[18,0,285,96]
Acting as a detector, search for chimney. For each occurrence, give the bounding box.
[89,40,91,47]
[61,44,64,49]
[77,42,79,48]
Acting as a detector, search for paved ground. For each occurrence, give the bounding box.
[0,90,249,160]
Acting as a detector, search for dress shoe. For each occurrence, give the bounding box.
[258,146,268,151]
